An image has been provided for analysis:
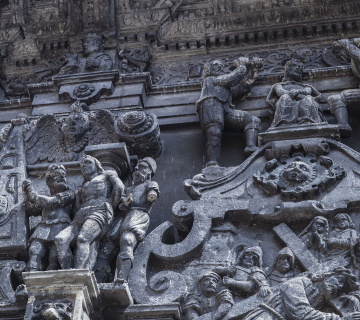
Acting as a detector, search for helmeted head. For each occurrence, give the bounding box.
[273,247,295,274]
[238,246,263,269]
[197,271,220,297]
[80,155,104,180]
[283,58,303,82]
[333,213,355,231]
[203,60,224,78]
[45,164,68,194]
[132,157,156,185]
[83,33,104,56]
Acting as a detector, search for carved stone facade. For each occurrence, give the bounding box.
[2,0,360,320]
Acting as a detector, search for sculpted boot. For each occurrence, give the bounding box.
[244,128,259,157]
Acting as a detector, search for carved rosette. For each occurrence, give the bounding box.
[115,111,162,159]
[253,152,346,201]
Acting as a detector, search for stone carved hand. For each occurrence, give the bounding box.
[147,190,158,202]
[85,58,100,70]
[234,57,249,67]
[339,295,360,313]
[258,285,272,297]
[289,89,300,99]
[215,289,233,303]
[123,194,133,206]
[222,276,234,287]
[252,57,263,69]
[22,179,36,202]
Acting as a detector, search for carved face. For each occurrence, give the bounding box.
[200,276,218,296]
[209,60,224,76]
[80,157,98,178]
[240,252,258,268]
[320,275,344,300]
[47,168,68,193]
[283,161,311,183]
[83,37,102,56]
[61,112,89,141]
[285,60,303,82]
[311,219,327,234]
[334,214,350,230]
[133,161,151,185]
[274,255,291,273]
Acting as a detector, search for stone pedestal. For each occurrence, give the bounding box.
[124,303,180,320]
[258,123,341,147]
[23,270,101,320]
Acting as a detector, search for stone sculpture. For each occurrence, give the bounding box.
[266,57,323,128]
[196,57,262,166]
[55,155,124,270]
[327,213,357,264]
[94,157,159,283]
[267,247,296,286]
[25,102,117,164]
[119,47,151,73]
[299,216,329,263]
[328,38,360,137]
[214,246,271,298]
[58,33,113,75]
[22,164,74,271]
[243,268,360,320]
[31,299,74,320]
[183,271,234,320]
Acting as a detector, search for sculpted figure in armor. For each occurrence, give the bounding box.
[266,57,324,128]
[299,216,329,263]
[183,271,234,320]
[214,246,271,298]
[55,155,124,270]
[94,157,159,283]
[327,213,357,264]
[267,247,296,286]
[196,57,262,166]
[22,164,75,271]
[328,38,360,137]
[244,268,360,320]
[58,33,114,75]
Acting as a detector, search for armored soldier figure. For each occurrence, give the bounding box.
[22,164,75,271]
[55,155,124,270]
[183,271,234,320]
[196,57,262,167]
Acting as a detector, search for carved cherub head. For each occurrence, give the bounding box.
[203,60,224,77]
[45,164,68,194]
[83,33,104,56]
[197,271,220,297]
[80,155,104,181]
[133,157,156,185]
[283,58,303,82]
[60,103,90,142]
[283,161,311,184]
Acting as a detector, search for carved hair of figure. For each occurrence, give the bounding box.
[45,164,66,189]
[299,216,329,263]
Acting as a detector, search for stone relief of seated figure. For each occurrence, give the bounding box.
[266,57,324,128]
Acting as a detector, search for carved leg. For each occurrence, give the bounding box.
[75,220,102,270]
[55,224,78,270]
[205,124,222,167]
[244,127,260,157]
[115,231,137,282]
[47,244,60,271]
[94,241,117,283]
[328,93,352,138]
[26,240,47,271]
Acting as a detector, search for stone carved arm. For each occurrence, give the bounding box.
[107,171,125,208]
[215,57,249,88]
[222,276,256,293]
[213,266,236,277]
[22,180,60,208]
[231,57,263,102]
[147,181,160,203]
